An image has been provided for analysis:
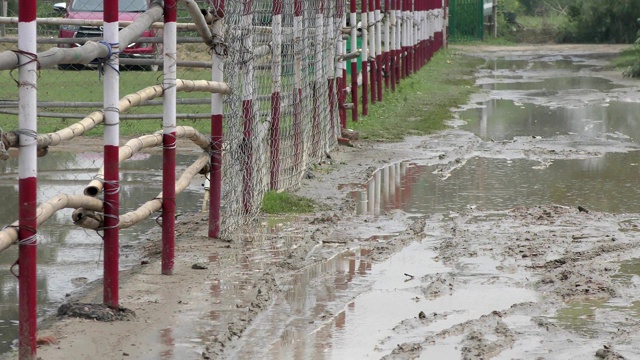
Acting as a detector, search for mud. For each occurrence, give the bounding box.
[11,44,640,359]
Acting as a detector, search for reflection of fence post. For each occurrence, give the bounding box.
[209,0,224,238]
[17,0,38,356]
[270,0,282,190]
[103,0,120,309]
[161,0,177,275]
[349,0,358,122]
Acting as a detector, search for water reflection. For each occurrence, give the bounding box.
[460,99,640,142]
[0,152,206,354]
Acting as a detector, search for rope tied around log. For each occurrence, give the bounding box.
[14,128,38,148]
[9,49,40,88]
[97,41,120,79]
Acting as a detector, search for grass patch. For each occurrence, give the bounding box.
[261,191,318,214]
[0,67,212,136]
[346,50,484,141]
[610,47,639,70]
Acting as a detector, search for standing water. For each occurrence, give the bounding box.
[232,52,640,358]
[0,151,206,354]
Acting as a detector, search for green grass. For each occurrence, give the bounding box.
[517,15,565,29]
[261,191,318,214]
[346,50,484,141]
[0,67,212,136]
[610,47,639,69]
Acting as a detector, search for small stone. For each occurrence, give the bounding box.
[123,352,130,356]
[191,263,208,270]
[140,260,150,265]
[418,311,426,319]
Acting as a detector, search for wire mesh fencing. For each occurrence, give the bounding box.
[215,0,343,236]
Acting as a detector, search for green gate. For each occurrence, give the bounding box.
[449,0,484,42]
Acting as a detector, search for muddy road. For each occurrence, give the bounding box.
[22,45,640,359]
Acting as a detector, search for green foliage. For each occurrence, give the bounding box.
[346,50,483,141]
[559,0,640,43]
[622,30,640,78]
[260,191,317,214]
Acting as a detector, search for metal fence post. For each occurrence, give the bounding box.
[161,0,177,274]
[103,0,120,309]
[17,0,38,356]
[209,0,225,238]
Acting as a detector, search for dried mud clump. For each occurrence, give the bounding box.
[57,303,136,321]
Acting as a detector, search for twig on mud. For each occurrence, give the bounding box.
[404,273,415,282]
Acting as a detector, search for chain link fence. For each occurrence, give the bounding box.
[216,0,342,235]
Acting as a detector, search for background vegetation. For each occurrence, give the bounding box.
[498,0,640,43]
[495,0,640,77]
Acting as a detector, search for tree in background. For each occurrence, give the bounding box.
[558,0,640,43]
[623,18,640,78]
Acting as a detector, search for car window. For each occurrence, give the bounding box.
[70,0,148,12]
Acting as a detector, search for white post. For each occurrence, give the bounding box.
[17,1,38,356]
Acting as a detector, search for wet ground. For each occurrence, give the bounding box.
[0,151,206,353]
[6,46,640,359]
[226,51,640,358]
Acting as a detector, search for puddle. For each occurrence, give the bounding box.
[0,152,207,354]
[354,153,640,216]
[460,100,640,142]
[231,240,536,358]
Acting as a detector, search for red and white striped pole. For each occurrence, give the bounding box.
[349,0,358,122]
[270,0,282,190]
[368,0,376,104]
[374,0,382,101]
[389,0,397,91]
[293,0,303,171]
[17,0,38,355]
[384,0,390,90]
[418,0,429,69]
[438,0,449,48]
[426,0,432,62]
[396,0,402,82]
[103,0,120,308]
[242,0,254,215]
[327,0,337,140]
[209,0,224,238]
[400,0,409,79]
[312,0,324,156]
[410,0,415,73]
[161,0,177,274]
[337,0,347,129]
[361,0,369,115]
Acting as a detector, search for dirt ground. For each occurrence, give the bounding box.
[16,44,640,359]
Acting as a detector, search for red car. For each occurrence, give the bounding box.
[55,0,160,71]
